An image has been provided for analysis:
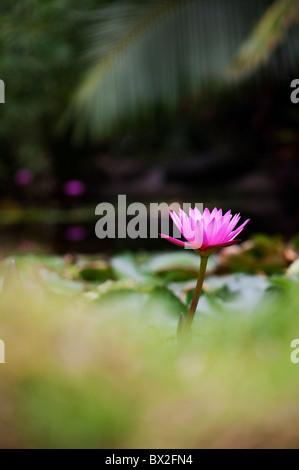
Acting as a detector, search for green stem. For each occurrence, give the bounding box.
[185,255,209,329]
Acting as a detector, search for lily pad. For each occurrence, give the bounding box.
[142,251,216,281]
[79,262,114,283]
[110,252,157,284]
[94,283,185,329]
[186,273,272,316]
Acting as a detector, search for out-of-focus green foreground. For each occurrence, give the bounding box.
[0,259,299,449]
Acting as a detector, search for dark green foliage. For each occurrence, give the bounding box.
[0,0,97,177]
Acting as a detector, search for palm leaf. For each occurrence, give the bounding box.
[229,0,299,77]
[64,0,299,141]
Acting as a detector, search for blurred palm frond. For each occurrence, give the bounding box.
[65,0,299,141]
[229,0,299,77]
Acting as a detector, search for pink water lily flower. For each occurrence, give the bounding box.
[161,207,250,336]
[161,207,250,256]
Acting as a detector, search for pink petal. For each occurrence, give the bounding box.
[222,210,232,224]
[159,234,194,248]
[206,218,217,244]
[215,209,223,221]
[211,207,218,218]
[194,207,202,222]
[169,211,182,234]
[189,208,196,232]
[179,208,186,224]
[194,220,203,247]
[203,208,211,224]
[226,213,241,233]
[202,224,209,247]
[212,217,232,244]
[228,219,250,240]
[181,211,194,241]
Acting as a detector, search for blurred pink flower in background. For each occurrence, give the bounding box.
[65,226,87,242]
[63,180,85,197]
[14,169,34,186]
[161,207,250,255]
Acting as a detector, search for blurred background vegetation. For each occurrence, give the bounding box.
[0,0,298,254]
[1,0,299,449]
